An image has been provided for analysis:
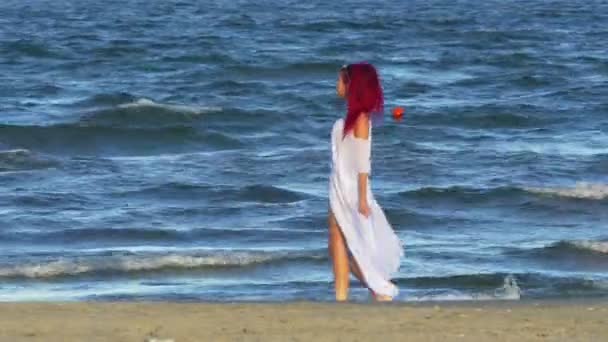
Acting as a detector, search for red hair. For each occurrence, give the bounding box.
[342,62,384,137]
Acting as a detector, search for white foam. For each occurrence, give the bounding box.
[481,133,608,157]
[494,274,521,300]
[0,251,285,279]
[592,280,608,289]
[0,148,31,155]
[118,98,222,114]
[0,280,160,302]
[409,275,521,302]
[527,182,608,200]
[0,260,92,278]
[569,240,608,254]
[0,148,56,172]
[382,65,473,87]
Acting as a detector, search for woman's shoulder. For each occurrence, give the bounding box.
[331,118,345,135]
[333,118,345,127]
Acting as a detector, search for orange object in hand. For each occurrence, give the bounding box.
[392,106,405,121]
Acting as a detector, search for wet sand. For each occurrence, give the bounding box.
[1,301,607,341]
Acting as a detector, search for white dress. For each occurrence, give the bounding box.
[329,118,404,297]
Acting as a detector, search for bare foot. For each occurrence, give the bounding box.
[374,294,393,302]
[370,291,393,302]
[371,282,396,302]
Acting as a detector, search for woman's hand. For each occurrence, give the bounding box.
[359,200,371,218]
[357,174,371,218]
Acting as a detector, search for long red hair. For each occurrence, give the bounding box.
[341,62,384,137]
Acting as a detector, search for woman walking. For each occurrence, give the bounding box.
[328,63,403,302]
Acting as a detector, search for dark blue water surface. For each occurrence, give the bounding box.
[1,0,608,302]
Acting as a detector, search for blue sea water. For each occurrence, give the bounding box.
[1,0,607,302]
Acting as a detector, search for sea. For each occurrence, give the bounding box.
[1,0,607,302]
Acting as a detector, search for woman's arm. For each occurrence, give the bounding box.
[354,114,371,217]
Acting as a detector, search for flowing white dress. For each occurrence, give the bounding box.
[329,118,404,297]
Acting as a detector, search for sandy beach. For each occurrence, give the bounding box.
[1,301,606,342]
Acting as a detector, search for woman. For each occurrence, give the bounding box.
[328,63,403,302]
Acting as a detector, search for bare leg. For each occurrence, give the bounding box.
[349,257,366,285]
[328,210,349,301]
[349,244,395,301]
[329,210,393,302]
[349,257,393,301]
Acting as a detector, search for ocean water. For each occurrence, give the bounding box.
[1,0,607,302]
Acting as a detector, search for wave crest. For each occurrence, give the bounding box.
[118,99,222,115]
[506,239,608,263]
[0,149,57,172]
[405,275,521,301]
[526,183,608,200]
[557,240,608,254]
[80,98,222,128]
[0,250,323,279]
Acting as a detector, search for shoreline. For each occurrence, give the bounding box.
[1,299,607,341]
